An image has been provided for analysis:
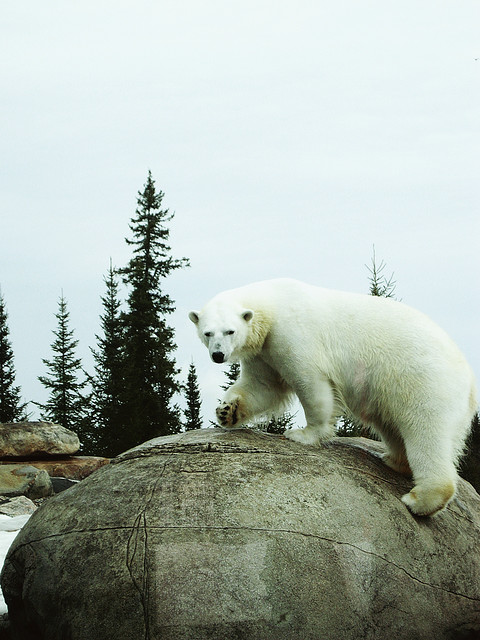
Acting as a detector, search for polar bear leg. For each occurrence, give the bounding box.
[400,431,457,516]
[382,450,412,476]
[216,359,292,427]
[285,378,336,445]
[379,432,412,475]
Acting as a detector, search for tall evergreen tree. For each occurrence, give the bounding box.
[37,295,87,431]
[118,172,190,451]
[0,292,28,422]
[89,262,126,455]
[184,361,203,431]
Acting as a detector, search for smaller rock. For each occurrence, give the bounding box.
[0,497,36,517]
[17,456,110,481]
[0,422,80,458]
[0,465,53,500]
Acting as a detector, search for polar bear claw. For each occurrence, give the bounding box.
[216,399,241,427]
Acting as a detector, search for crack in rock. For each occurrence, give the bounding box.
[125,454,173,640]
[9,522,480,606]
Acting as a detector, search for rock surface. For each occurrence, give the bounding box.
[0,422,80,458]
[2,428,480,640]
[0,465,53,500]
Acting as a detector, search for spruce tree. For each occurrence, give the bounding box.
[89,262,126,455]
[119,172,189,450]
[184,361,203,431]
[37,295,87,432]
[0,292,28,422]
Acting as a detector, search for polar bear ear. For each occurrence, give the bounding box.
[242,310,254,322]
[189,311,200,325]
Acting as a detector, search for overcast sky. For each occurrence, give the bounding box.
[1,1,479,425]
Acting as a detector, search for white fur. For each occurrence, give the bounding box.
[190,278,478,516]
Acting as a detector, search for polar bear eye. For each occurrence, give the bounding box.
[225,330,235,336]
[204,331,213,338]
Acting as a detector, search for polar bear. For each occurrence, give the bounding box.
[189,279,477,516]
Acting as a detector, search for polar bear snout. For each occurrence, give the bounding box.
[212,351,226,364]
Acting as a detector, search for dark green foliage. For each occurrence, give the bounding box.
[221,362,241,391]
[89,262,126,455]
[260,412,296,435]
[37,295,87,432]
[367,246,397,299]
[335,415,371,438]
[460,413,480,494]
[114,171,190,452]
[0,292,28,422]
[184,361,203,431]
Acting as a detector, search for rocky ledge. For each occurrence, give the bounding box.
[0,422,109,511]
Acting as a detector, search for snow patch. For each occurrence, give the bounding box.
[0,514,31,614]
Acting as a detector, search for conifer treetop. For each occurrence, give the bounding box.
[122,171,190,299]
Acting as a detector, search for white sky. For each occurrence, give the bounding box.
[1,1,479,426]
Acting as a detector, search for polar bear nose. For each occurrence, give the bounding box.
[212,351,225,364]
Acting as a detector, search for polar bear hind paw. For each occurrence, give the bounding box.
[216,399,243,427]
[401,480,455,516]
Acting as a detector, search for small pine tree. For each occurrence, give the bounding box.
[259,412,296,435]
[367,246,397,299]
[89,262,126,455]
[184,361,203,431]
[0,292,28,422]
[119,171,190,450]
[37,295,87,432]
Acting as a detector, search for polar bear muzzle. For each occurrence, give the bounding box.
[212,351,226,364]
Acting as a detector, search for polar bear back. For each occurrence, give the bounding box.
[212,278,476,423]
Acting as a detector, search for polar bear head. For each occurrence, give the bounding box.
[189,303,254,364]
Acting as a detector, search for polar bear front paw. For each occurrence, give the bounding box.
[216,398,243,427]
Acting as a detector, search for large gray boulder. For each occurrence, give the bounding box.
[2,428,480,640]
[0,422,80,458]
